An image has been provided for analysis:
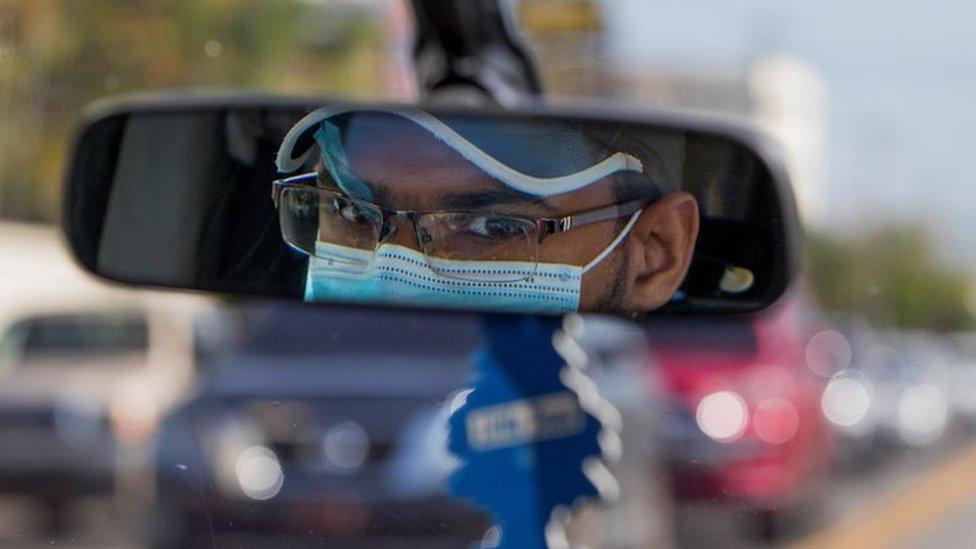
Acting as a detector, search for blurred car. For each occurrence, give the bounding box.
[150,304,488,548]
[0,223,207,529]
[822,329,954,466]
[648,291,831,537]
[150,304,674,548]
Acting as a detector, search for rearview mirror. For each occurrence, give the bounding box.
[63,94,800,317]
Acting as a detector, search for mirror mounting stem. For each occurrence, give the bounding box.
[408,0,543,106]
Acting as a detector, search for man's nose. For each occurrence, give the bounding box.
[379,215,421,250]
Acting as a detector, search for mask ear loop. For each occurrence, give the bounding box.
[581,209,642,274]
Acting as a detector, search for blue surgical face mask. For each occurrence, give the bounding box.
[304,211,641,315]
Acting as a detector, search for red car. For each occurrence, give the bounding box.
[648,290,831,535]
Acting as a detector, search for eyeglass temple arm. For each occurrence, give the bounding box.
[549,199,648,233]
[271,182,282,207]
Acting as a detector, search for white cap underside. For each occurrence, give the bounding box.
[276,107,644,197]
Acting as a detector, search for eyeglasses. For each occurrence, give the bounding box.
[272,173,649,282]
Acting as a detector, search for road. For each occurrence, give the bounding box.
[673,429,976,549]
[2,432,976,548]
[792,432,976,549]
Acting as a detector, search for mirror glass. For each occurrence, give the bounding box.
[65,99,796,316]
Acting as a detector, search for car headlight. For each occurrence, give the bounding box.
[896,384,948,447]
[235,445,284,500]
[821,371,872,433]
[753,397,800,445]
[213,418,269,497]
[321,420,369,475]
[696,390,748,442]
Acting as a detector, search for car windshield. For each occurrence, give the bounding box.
[8,312,148,361]
[2,1,975,548]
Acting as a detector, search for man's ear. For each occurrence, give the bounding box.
[626,191,699,311]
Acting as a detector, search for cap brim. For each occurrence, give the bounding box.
[276,107,646,197]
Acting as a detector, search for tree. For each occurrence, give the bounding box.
[806,225,974,330]
[0,0,387,222]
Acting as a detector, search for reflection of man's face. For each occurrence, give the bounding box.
[315,114,699,313]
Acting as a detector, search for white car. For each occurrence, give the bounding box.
[0,223,209,528]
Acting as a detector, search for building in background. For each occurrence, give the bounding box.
[748,55,827,226]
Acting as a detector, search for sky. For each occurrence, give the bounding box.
[596,0,976,268]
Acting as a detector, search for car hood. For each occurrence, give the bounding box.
[0,354,149,407]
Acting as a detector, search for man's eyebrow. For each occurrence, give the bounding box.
[437,188,559,214]
[314,166,393,204]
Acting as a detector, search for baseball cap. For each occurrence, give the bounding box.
[275,107,648,198]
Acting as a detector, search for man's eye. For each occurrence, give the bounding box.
[330,199,372,224]
[340,204,367,223]
[466,216,525,240]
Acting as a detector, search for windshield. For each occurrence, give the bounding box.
[2,1,975,548]
[7,312,148,361]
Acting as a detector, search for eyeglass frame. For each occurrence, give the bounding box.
[271,171,652,257]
